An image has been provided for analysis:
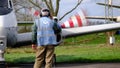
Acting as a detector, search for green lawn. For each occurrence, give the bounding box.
[5,33,120,64]
[55,45,120,63]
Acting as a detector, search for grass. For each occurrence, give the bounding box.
[55,45,120,63]
[5,33,120,64]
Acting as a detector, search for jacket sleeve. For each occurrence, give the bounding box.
[32,23,37,44]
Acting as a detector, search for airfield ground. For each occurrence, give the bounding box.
[7,63,120,68]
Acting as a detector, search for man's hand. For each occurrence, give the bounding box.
[32,44,37,52]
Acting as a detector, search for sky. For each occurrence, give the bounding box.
[59,0,120,22]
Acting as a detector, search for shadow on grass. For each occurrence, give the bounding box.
[7,54,120,65]
[56,55,120,63]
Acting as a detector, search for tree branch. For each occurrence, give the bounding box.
[49,0,54,15]
[15,7,24,12]
[44,0,51,9]
[60,0,83,20]
[28,0,42,9]
[55,0,60,16]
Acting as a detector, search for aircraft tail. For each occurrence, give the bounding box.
[61,9,88,28]
[29,7,40,19]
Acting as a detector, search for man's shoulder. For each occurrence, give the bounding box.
[41,17,53,21]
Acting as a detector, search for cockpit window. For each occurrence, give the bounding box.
[0,0,8,7]
[0,0,12,15]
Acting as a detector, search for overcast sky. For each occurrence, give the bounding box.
[59,0,120,22]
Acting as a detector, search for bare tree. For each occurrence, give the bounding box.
[12,0,83,21]
[13,0,41,21]
[28,0,83,21]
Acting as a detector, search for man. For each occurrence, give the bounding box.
[53,16,62,45]
[32,8,57,68]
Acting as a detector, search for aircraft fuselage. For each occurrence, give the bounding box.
[0,0,18,62]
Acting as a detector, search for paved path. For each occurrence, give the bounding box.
[6,63,120,68]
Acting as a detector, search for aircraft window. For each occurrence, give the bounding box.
[8,0,13,8]
[0,0,8,7]
[0,0,12,15]
[0,7,12,15]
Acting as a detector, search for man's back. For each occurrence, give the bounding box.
[35,17,57,46]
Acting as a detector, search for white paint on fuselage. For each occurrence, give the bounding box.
[0,10,18,46]
[0,11,17,27]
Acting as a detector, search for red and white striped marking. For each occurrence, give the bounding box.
[29,8,40,18]
[61,9,88,28]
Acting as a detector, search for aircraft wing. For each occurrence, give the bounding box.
[86,16,118,22]
[17,22,120,43]
[62,22,120,38]
[97,3,120,8]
